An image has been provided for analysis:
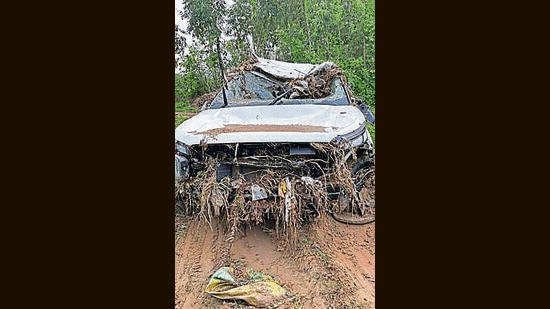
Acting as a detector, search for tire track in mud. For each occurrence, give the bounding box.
[285,215,375,308]
[313,216,376,307]
[175,218,238,309]
[175,220,219,308]
[175,214,375,309]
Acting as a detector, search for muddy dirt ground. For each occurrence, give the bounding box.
[175,211,375,308]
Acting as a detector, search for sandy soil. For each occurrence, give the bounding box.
[175,212,375,308]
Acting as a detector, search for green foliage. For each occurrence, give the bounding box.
[181,0,226,47]
[175,25,186,68]
[175,101,196,113]
[175,113,187,128]
[175,48,213,102]
[175,100,198,128]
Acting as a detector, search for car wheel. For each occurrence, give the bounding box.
[332,156,375,225]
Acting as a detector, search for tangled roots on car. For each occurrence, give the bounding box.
[176,165,328,251]
[175,140,374,251]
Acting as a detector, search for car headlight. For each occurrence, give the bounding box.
[175,154,190,181]
[175,141,190,156]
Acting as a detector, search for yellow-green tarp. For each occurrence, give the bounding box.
[205,267,291,307]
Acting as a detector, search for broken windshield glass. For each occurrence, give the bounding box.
[225,72,282,101]
[209,72,349,109]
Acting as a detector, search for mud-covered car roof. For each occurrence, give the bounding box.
[252,57,336,80]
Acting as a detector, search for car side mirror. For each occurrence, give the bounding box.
[358,102,375,125]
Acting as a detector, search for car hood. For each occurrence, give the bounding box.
[175,104,366,145]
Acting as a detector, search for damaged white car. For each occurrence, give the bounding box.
[175,57,375,227]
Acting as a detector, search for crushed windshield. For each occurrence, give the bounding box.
[224,72,282,101]
[208,66,349,109]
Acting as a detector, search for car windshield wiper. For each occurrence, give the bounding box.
[269,88,293,105]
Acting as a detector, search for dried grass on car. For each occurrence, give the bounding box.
[175,139,370,252]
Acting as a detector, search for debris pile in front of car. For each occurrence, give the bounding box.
[175,56,375,249]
